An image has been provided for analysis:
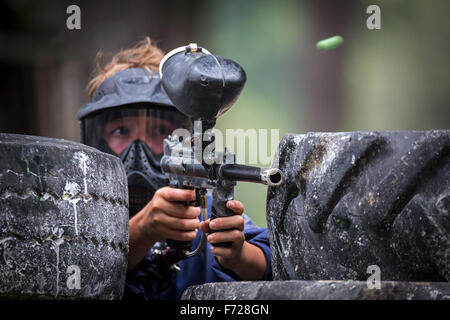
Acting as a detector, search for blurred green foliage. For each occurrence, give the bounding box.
[344,0,450,131]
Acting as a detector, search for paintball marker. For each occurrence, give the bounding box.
[158,43,284,264]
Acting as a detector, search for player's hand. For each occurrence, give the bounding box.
[199,200,246,269]
[139,186,201,243]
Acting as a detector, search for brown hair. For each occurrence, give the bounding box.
[87,36,164,100]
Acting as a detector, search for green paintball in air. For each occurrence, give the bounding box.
[316,35,344,51]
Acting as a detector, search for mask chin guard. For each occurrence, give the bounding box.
[119,140,168,216]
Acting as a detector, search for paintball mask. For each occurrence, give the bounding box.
[77,68,190,216]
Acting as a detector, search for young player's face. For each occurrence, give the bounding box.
[102,115,178,155]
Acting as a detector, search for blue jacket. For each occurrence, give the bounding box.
[124,195,272,300]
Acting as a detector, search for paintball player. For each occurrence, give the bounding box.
[76,37,272,299]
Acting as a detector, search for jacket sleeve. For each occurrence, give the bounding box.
[123,251,156,300]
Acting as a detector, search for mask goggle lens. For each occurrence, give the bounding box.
[82,105,190,156]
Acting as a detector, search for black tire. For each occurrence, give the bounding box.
[0,133,129,299]
[267,130,450,282]
[182,280,450,300]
